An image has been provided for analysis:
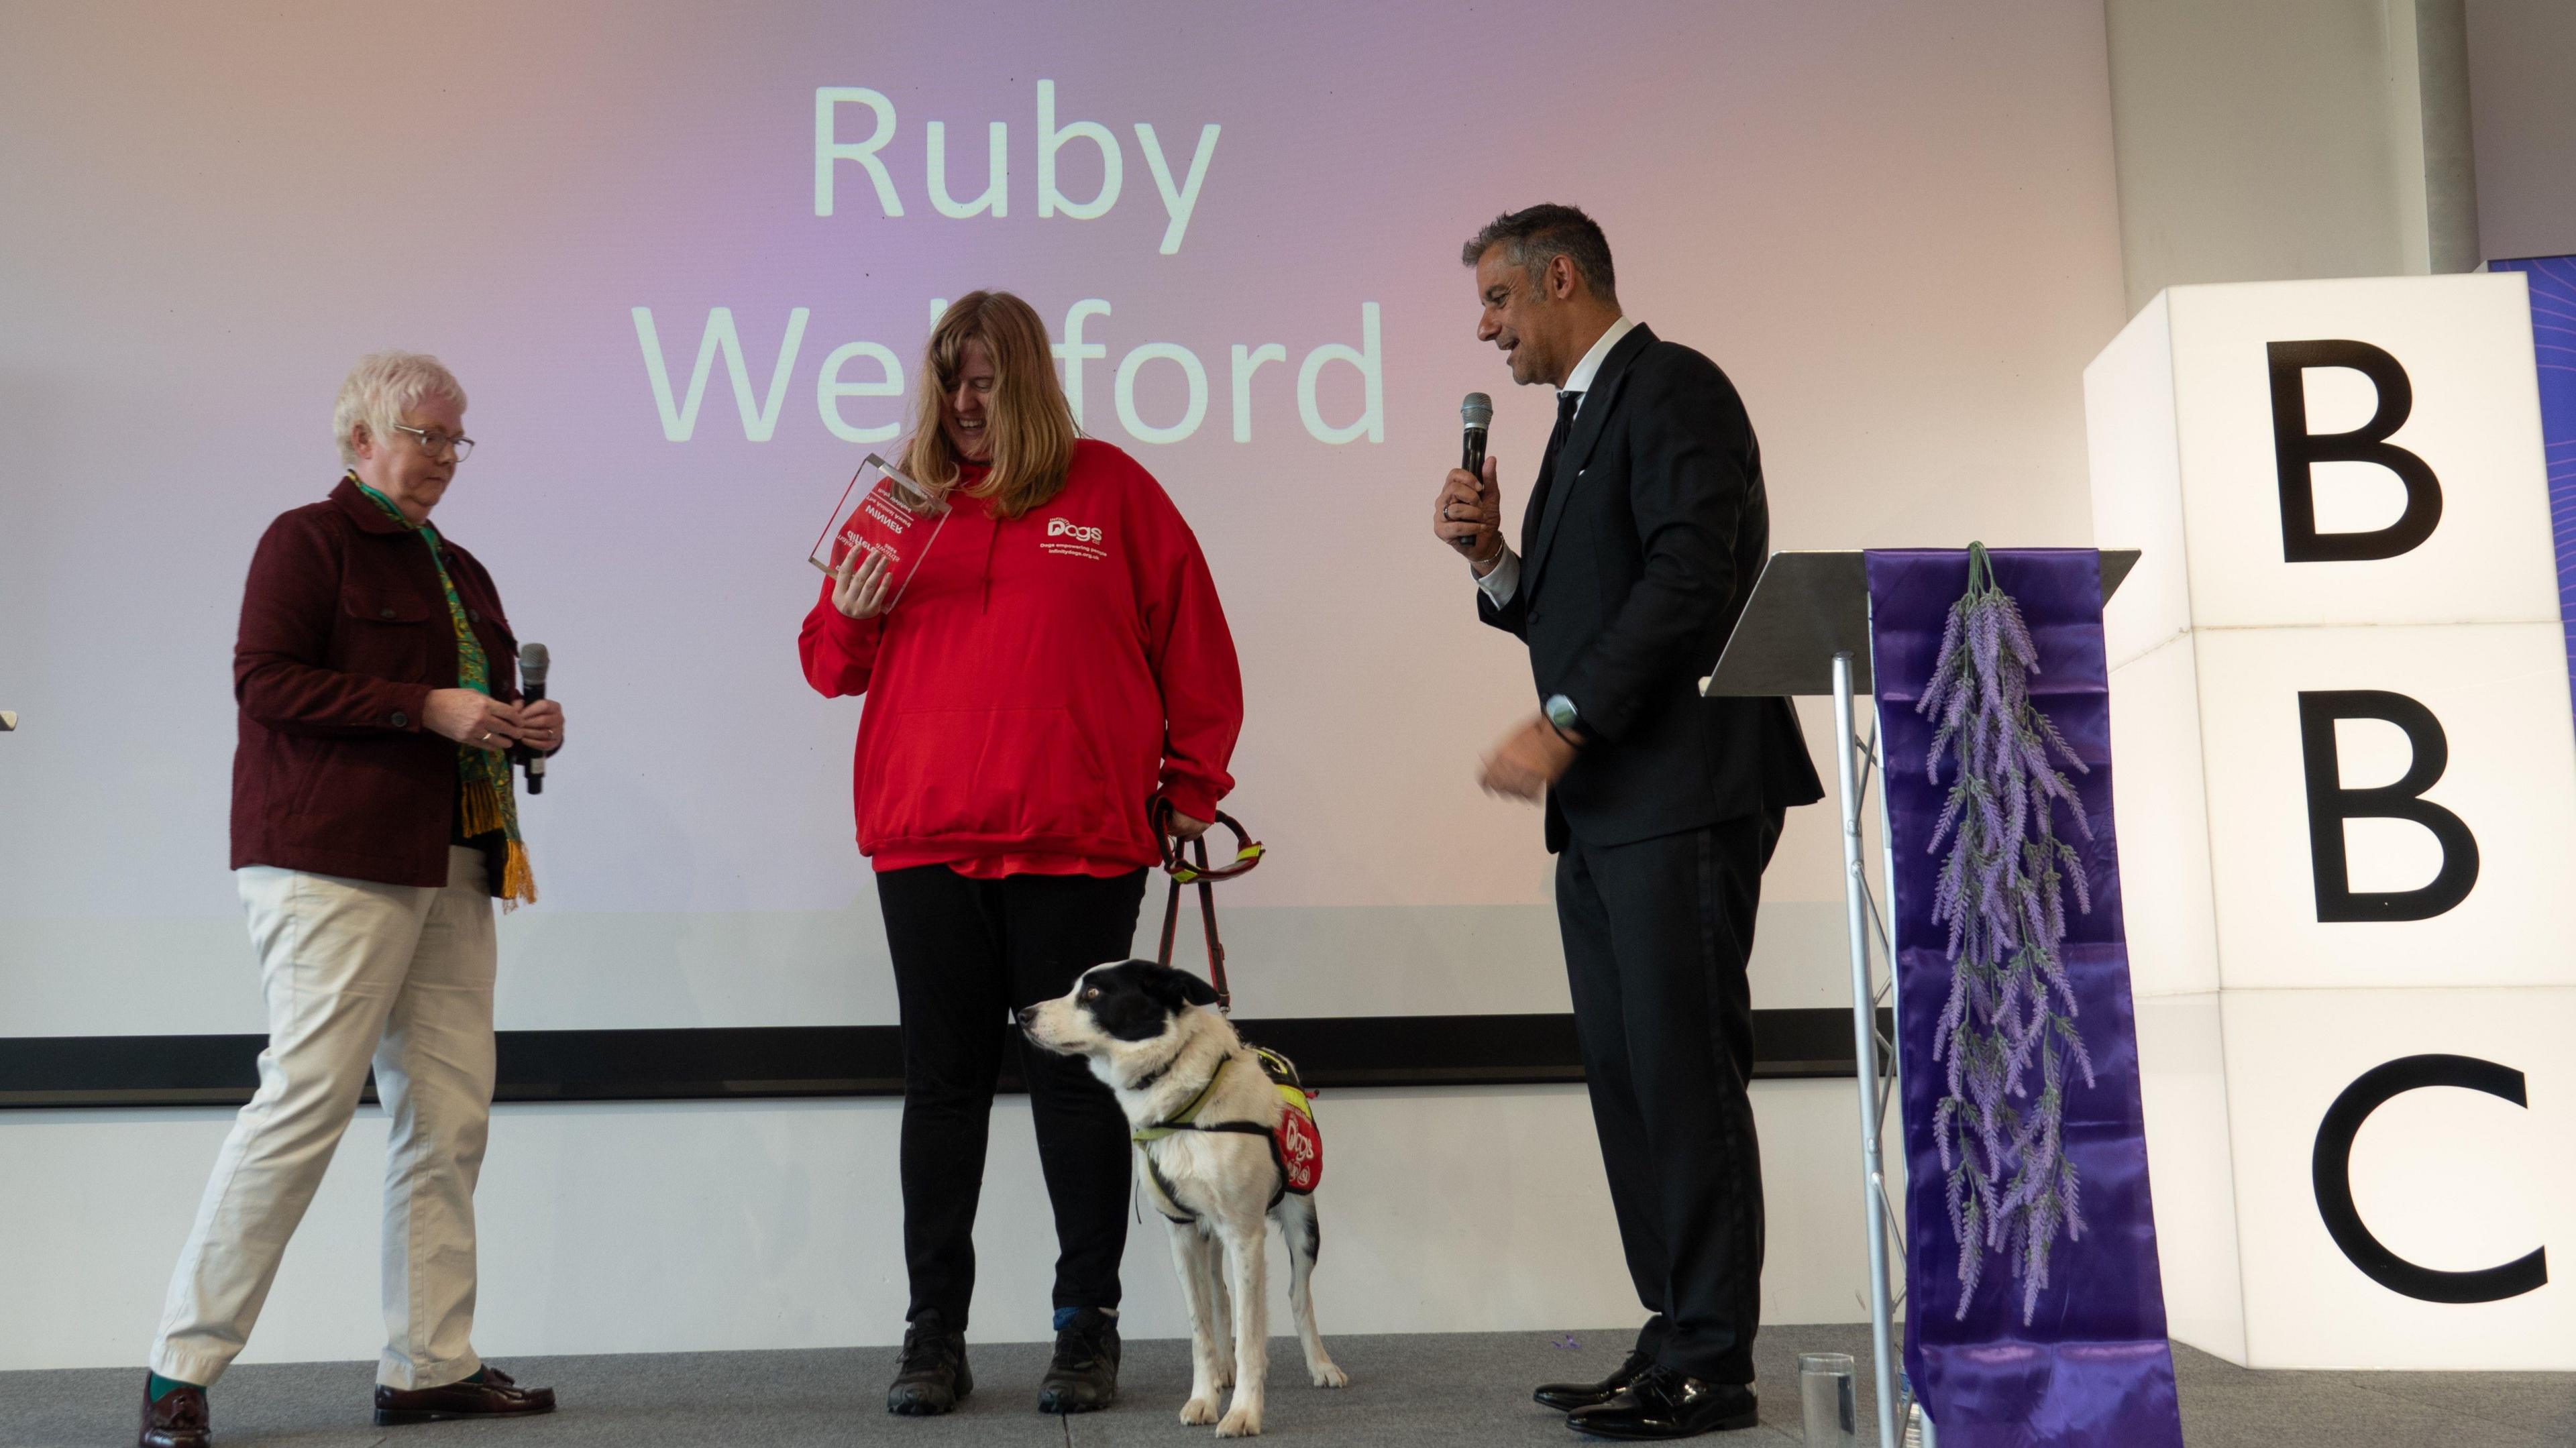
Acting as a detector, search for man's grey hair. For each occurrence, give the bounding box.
[333,351,467,466]
[1460,204,1617,304]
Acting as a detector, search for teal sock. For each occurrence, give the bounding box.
[147,1372,200,1403]
[464,1369,488,1384]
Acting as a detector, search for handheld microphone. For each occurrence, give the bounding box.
[515,643,549,795]
[1456,393,1495,561]
[1460,392,1492,482]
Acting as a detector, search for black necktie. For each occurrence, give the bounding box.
[1524,388,1584,549]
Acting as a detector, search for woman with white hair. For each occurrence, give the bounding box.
[138,353,564,1448]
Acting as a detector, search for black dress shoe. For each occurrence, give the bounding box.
[374,1364,557,1425]
[139,1376,210,1448]
[887,1311,973,1416]
[1566,1368,1758,1439]
[1536,1350,1655,1413]
[1036,1307,1120,1413]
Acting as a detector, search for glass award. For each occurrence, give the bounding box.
[808,453,950,612]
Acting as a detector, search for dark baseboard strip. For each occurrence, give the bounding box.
[0,1009,1896,1110]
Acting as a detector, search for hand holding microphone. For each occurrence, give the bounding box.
[512,643,563,793]
[1434,391,1504,569]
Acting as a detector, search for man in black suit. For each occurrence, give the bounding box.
[1434,205,1822,1439]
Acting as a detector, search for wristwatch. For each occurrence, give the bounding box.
[1543,693,1585,744]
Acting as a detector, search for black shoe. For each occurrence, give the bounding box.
[1566,1368,1758,1439]
[1536,1349,1655,1413]
[374,1364,557,1425]
[1036,1308,1120,1414]
[887,1311,973,1416]
[139,1375,210,1448]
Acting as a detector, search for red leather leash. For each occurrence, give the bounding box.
[1150,803,1262,1014]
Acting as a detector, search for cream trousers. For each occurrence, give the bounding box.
[151,847,497,1390]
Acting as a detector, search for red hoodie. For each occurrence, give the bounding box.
[800,439,1242,875]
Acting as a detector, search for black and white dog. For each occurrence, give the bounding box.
[1018,960,1346,1437]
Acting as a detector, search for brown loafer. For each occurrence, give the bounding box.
[374,1364,557,1425]
[139,1375,211,1448]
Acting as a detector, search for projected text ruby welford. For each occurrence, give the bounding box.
[629,80,1384,450]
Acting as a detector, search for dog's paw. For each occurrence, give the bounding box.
[1309,1359,1349,1389]
[1215,1400,1265,1437]
[1210,1363,1236,1392]
[1180,1396,1221,1426]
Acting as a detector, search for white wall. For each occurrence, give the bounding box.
[0,1080,1900,1370]
[2102,0,2475,311]
[2465,0,2576,260]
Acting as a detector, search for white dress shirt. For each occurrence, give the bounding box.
[1474,315,1637,606]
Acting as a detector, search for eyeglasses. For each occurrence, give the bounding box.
[392,424,475,462]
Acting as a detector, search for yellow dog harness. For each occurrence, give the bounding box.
[1132,1052,1321,1221]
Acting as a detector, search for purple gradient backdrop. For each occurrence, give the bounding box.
[0,3,2123,1020]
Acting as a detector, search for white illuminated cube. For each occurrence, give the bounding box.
[2087,272,2576,1368]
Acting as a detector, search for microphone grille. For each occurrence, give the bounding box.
[1460,392,1493,429]
[517,642,549,682]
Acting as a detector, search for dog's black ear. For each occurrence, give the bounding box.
[1144,964,1221,1010]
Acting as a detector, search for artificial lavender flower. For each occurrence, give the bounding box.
[1919,543,2097,1324]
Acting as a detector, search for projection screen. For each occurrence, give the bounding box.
[0,1,2124,1087]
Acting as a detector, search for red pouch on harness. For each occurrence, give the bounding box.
[1276,1102,1322,1194]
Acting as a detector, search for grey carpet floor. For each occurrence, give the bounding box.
[7,1325,2573,1447]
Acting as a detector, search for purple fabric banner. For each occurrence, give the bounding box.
[1865,548,2183,1448]
[2486,256,2576,724]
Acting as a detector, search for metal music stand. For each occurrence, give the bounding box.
[1700,549,2137,1448]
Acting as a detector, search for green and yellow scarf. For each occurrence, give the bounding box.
[355,477,536,906]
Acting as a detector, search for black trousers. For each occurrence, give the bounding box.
[876,865,1149,1329]
[1556,810,1782,1385]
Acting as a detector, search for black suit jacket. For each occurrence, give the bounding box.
[1479,324,1823,852]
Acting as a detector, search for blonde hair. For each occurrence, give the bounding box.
[333,351,467,466]
[899,292,1077,520]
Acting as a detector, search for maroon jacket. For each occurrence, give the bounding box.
[231,478,522,892]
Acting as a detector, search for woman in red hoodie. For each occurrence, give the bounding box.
[800,290,1242,1419]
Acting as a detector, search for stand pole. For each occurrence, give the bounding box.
[1834,649,1900,1448]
